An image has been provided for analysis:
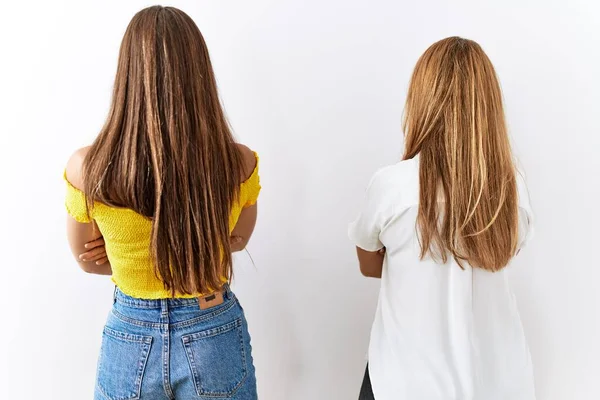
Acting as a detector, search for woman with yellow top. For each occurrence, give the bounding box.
[64,6,260,400]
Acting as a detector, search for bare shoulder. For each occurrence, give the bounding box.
[235,143,258,181]
[65,146,92,191]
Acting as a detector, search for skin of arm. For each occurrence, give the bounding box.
[65,147,112,275]
[356,247,385,278]
[229,143,259,252]
[230,204,258,252]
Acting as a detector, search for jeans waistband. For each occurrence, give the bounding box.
[113,284,233,309]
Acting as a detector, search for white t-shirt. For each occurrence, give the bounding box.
[348,155,535,400]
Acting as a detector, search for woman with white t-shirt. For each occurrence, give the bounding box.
[349,37,535,400]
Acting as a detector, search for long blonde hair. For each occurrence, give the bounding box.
[403,37,518,271]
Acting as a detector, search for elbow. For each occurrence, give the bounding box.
[77,260,105,275]
[231,237,251,253]
[78,262,97,274]
[73,254,93,273]
[359,264,380,278]
[359,264,370,277]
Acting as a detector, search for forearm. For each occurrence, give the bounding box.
[230,204,257,252]
[356,247,385,278]
[360,263,382,278]
[76,260,112,275]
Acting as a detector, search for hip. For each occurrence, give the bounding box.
[95,285,257,399]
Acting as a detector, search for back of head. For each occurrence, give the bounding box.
[403,37,518,271]
[84,6,244,294]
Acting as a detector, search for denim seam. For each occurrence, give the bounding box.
[233,317,249,397]
[162,328,175,399]
[182,338,201,396]
[97,332,152,400]
[160,300,175,400]
[181,318,248,397]
[111,310,163,329]
[111,299,237,330]
[135,337,152,399]
[206,321,248,398]
[115,301,167,309]
[171,300,238,330]
[115,286,234,309]
[182,319,242,341]
[104,327,153,344]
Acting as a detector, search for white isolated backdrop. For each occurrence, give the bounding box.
[0,0,599,399]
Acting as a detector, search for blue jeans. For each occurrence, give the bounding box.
[94,285,257,400]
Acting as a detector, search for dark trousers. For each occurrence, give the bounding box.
[358,364,375,400]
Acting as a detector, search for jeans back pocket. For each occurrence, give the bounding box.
[182,318,248,397]
[97,327,153,400]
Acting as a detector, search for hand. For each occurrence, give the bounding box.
[79,237,109,265]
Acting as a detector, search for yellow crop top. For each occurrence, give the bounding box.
[65,154,260,299]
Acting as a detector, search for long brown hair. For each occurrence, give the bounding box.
[403,37,518,271]
[83,6,244,294]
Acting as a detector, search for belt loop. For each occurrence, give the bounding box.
[160,299,169,319]
[113,286,117,304]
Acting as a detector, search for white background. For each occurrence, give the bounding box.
[0,0,599,399]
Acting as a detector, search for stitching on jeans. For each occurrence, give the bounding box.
[97,332,153,400]
[134,337,152,399]
[181,318,248,397]
[162,328,175,399]
[181,319,242,342]
[170,300,237,330]
[204,320,248,397]
[181,338,201,396]
[159,300,175,400]
[115,297,200,309]
[111,299,237,330]
[115,286,233,309]
[112,310,163,329]
[232,317,249,397]
[104,327,153,344]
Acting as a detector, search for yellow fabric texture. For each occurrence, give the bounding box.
[64,155,261,299]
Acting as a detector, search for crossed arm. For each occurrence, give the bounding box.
[355,247,385,279]
[67,218,112,275]
[70,205,258,275]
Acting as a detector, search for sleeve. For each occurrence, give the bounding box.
[241,154,261,208]
[348,172,387,252]
[64,171,92,223]
[516,170,534,249]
